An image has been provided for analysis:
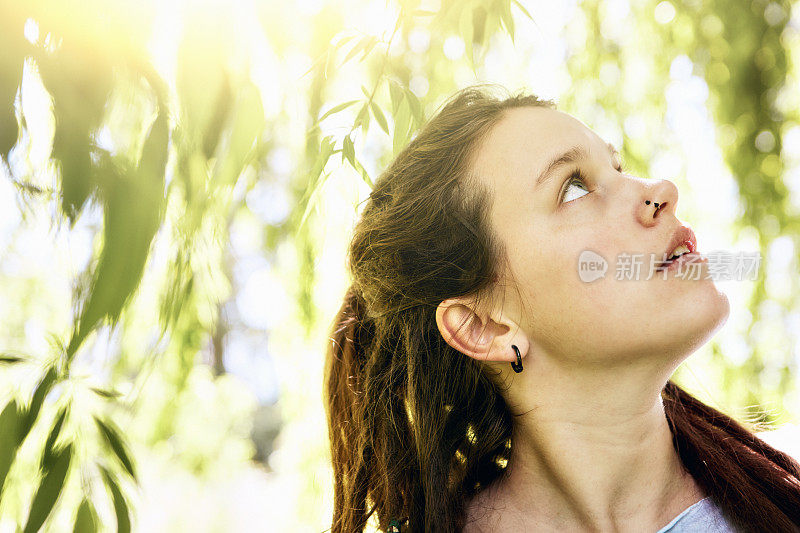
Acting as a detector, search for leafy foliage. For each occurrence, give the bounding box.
[0,0,797,529]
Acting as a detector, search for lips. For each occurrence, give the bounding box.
[655,225,697,271]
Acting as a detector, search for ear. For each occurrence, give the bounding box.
[435,296,529,365]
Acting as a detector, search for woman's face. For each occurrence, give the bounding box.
[472,106,730,367]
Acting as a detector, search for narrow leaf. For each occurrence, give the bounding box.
[500,1,515,43]
[73,499,97,533]
[94,416,136,481]
[393,99,412,156]
[317,99,359,123]
[342,135,355,167]
[100,466,130,533]
[358,36,379,61]
[388,80,403,114]
[299,171,333,231]
[369,101,389,135]
[0,401,22,499]
[42,406,69,468]
[343,35,374,65]
[298,51,326,80]
[68,112,168,358]
[299,137,336,230]
[23,443,73,533]
[351,157,374,188]
[331,33,356,49]
[89,387,122,399]
[354,103,371,134]
[21,366,57,440]
[511,0,534,21]
[0,353,27,364]
[402,87,424,127]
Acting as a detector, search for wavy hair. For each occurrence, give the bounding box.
[323,84,800,532]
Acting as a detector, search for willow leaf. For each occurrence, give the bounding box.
[100,466,131,533]
[94,416,136,481]
[23,443,73,533]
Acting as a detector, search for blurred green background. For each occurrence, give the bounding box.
[0,0,798,531]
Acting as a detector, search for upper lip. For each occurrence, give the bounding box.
[657,225,697,269]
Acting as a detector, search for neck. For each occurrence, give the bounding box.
[490,357,705,530]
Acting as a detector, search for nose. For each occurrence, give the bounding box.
[636,178,678,226]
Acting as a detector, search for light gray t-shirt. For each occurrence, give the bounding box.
[655,496,738,532]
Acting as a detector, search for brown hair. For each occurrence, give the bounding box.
[323,84,800,532]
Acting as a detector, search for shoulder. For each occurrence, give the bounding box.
[658,497,739,533]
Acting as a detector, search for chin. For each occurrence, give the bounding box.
[674,288,730,355]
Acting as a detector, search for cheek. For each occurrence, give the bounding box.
[525,263,654,346]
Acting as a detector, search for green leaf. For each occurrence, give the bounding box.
[388,80,404,114]
[325,33,361,77]
[23,443,73,533]
[94,416,137,481]
[41,406,69,469]
[402,87,424,127]
[0,400,23,500]
[298,51,327,80]
[89,387,122,399]
[0,64,21,157]
[358,36,379,61]
[214,81,266,187]
[511,0,534,21]
[393,99,412,156]
[369,100,390,135]
[0,353,27,364]
[21,366,58,440]
[317,99,359,123]
[500,1,515,43]
[331,33,356,49]
[73,499,97,533]
[298,136,336,230]
[472,6,488,48]
[100,466,130,533]
[201,74,234,159]
[354,102,371,134]
[354,159,374,188]
[38,36,113,226]
[299,170,334,230]
[67,113,168,359]
[342,135,355,167]
[343,35,378,65]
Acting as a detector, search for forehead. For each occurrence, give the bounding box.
[472,106,603,179]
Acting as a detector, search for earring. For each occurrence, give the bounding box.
[510,344,523,373]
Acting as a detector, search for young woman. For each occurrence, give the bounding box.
[323,84,800,532]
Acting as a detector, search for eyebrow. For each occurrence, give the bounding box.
[535,142,620,189]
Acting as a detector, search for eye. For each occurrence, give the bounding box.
[559,169,590,204]
[558,159,627,205]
